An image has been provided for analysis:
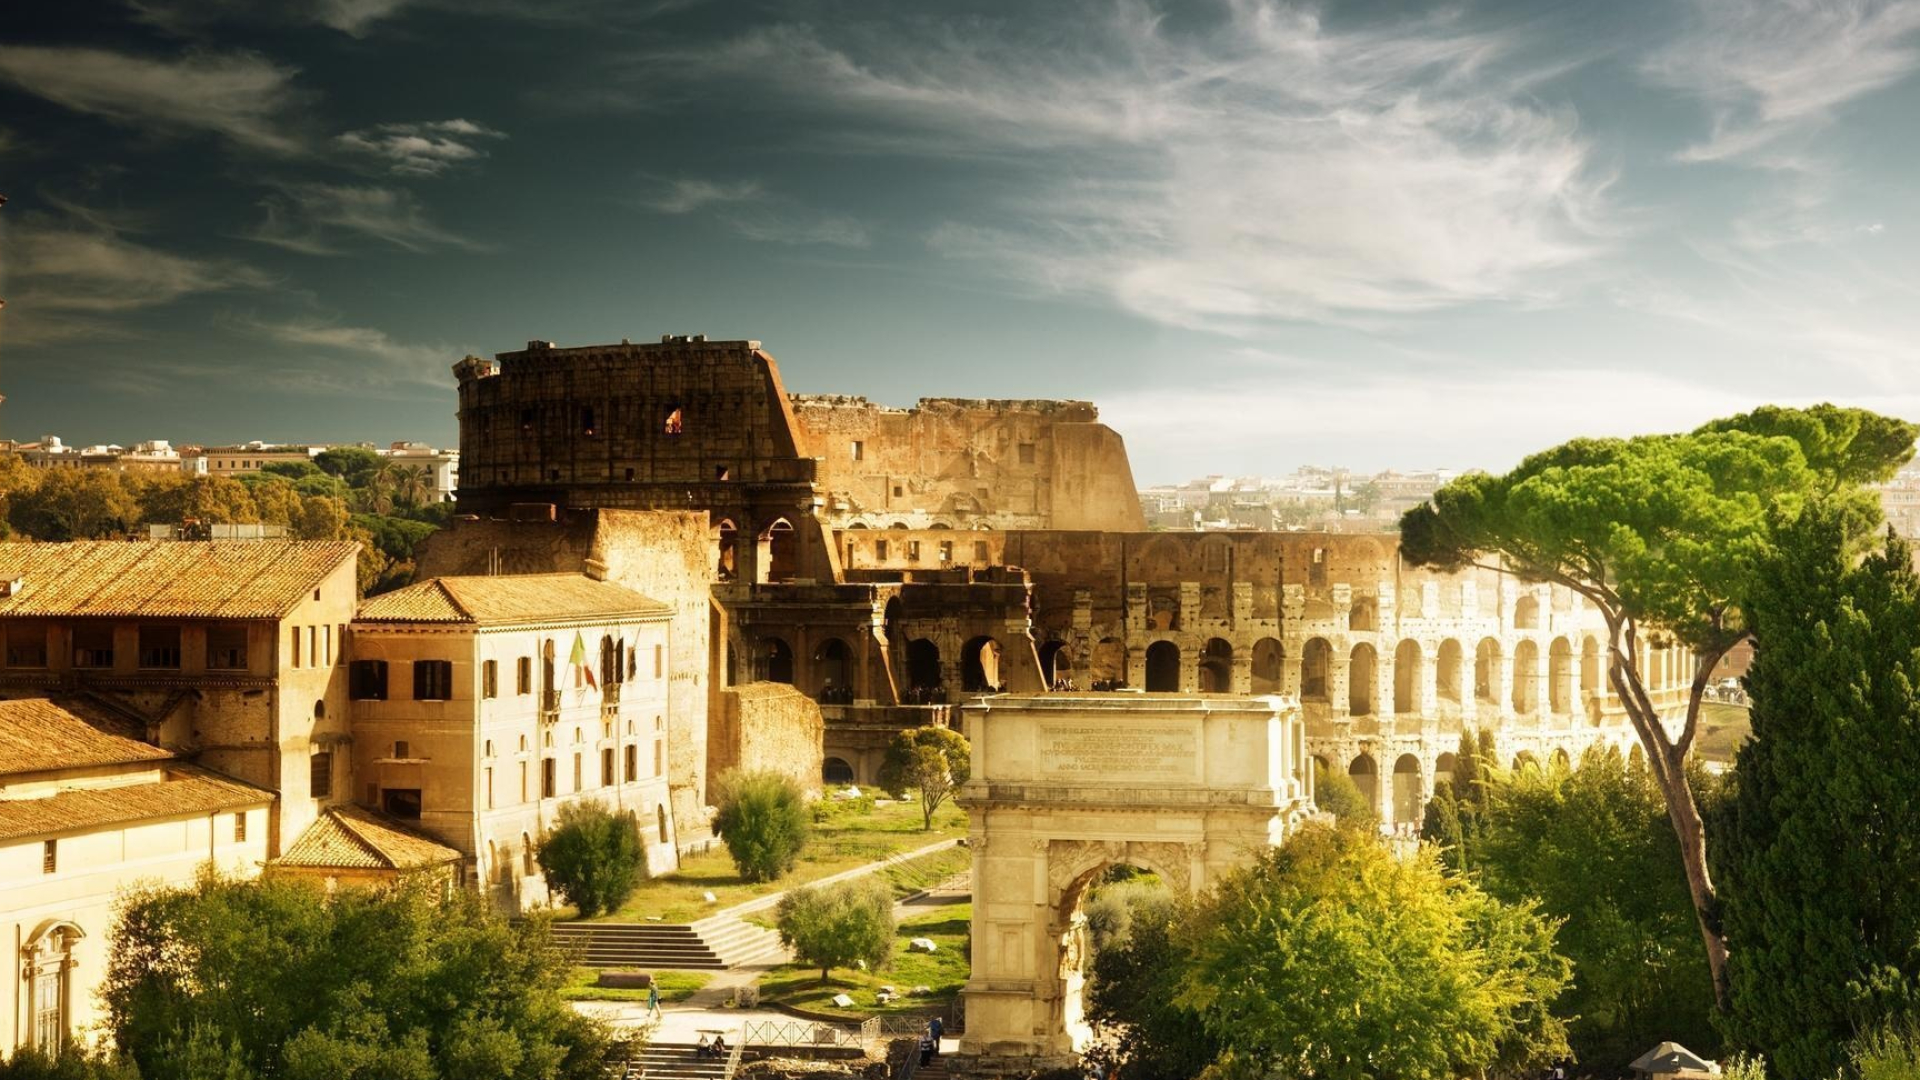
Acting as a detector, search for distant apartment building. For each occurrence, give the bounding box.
[190,442,322,478]
[379,442,460,503]
[346,573,675,909]
[3,437,182,474]
[1880,462,1920,539]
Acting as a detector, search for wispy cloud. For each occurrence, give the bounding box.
[0,45,305,153]
[1646,0,1920,162]
[650,4,1608,329]
[336,118,506,175]
[248,183,488,255]
[643,176,869,247]
[230,314,453,388]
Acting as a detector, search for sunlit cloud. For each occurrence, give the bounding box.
[0,45,305,153]
[336,119,506,176]
[229,314,457,389]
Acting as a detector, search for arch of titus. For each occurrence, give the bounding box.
[954,694,1315,1067]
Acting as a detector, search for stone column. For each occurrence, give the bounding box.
[1330,656,1352,718]
[1283,653,1304,700]
[1231,652,1252,695]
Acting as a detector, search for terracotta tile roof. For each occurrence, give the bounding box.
[0,766,270,842]
[355,573,671,626]
[276,805,463,870]
[0,697,169,777]
[0,541,358,619]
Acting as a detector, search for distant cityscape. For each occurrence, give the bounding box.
[0,437,459,504]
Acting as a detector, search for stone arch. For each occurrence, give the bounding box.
[1551,747,1572,773]
[1349,596,1378,632]
[1144,641,1181,692]
[1580,636,1601,697]
[1393,639,1422,714]
[1549,637,1574,714]
[1349,643,1377,715]
[714,518,738,582]
[814,637,852,699]
[963,636,1005,692]
[761,636,794,684]
[1038,640,1073,688]
[1435,639,1464,705]
[1514,594,1540,630]
[1089,637,1126,687]
[906,639,942,692]
[1302,638,1332,701]
[1474,637,1502,706]
[823,757,855,785]
[1198,638,1233,694]
[1251,637,1284,694]
[1348,752,1378,810]
[758,518,797,584]
[1435,751,1458,785]
[1392,753,1423,826]
[1512,640,1540,714]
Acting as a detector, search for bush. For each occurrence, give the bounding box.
[714,770,811,883]
[538,801,647,918]
[1312,758,1375,827]
[775,879,895,982]
[0,1046,140,1079]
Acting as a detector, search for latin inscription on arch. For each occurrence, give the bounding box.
[1037,723,1198,783]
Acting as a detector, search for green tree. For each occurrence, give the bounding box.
[538,800,648,918]
[134,474,259,528]
[261,459,325,481]
[1474,746,1718,1070]
[103,873,612,1080]
[876,725,971,830]
[291,495,350,541]
[9,468,139,539]
[0,1046,140,1079]
[774,879,894,982]
[0,455,42,539]
[315,447,384,486]
[1399,404,1917,1007]
[1311,759,1375,828]
[712,769,811,882]
[1175,823,1571,1080]
[1716,509,1920,1078]
[1085,883,1219,1080]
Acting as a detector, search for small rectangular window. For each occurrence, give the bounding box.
[234,812,247,843]
[715,465,730,481]
[850,440,865,461]
[520,762,529,801]
[310,752,332,798]
[138,626,182,669]
[43,839,56,874]
[323,625,332,667]
[348,660,389,700]
[654,644,663,679]
[394,740,411,759]
[939,541,953,563]
[290,626,302,669]
[1018,442,1036,465]
[573,752,583,791]
[875,539,889,561]
[541,758,556,798]
[625,744,638,783]
[602,747,615,787]
[485,767,495,809]
[308,626,318,666]
[654,741,663,777]
[73,625,113,669]
[482,660,499,699]
[413,660,453,701]
[517,656,532,694]
[908,540,922,561]
[974,541,989,562]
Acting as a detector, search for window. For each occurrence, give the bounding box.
[42,839,56,874]
[654,644,663,679]
[602,747,615,787]
[308,626,318,667]
[541,758,556,798]
[72,625,113,669]
[310,752,332,798]
[581,406,596,436]
[24,922,77,1054]
[393,740,411,758]
[291,626,302,668]
[974,541,990,562]
[663,407,684,435]
[323,625,332,666]
[850,440,865,461]
[485,767,494,809]
[413,659,453,701]
[520,408,535,434]
[625,744,638,782]
[715,465,730,481]
[1018,442,1036,465]
[348,660,389,700]
[138,626,182,669]
[625,467,636,481]
[382,788,422,819]
[485,739,494,757]
[517,656,532,695]
[572,752,582,791]
[875,539,889,560]
[520,761,529,801]
[939,541,953,563]
[6,623,47,668]
[234,812,247,843]
[657,805,669,844]
[482,660,499,699]
[907,541,921,561]
[654,741,663,777]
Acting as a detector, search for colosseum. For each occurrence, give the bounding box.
[447,335,1678,831]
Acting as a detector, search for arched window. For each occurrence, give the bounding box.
[1349,643,1377,715]
[313,700,326,719]
[1349,597,1377,632]
[1512,640,1540,714]
[1348,753,1378,812]
[1198,639,1232,694]
[1474,638,1502,706]
[1302,638,1332,701]
[761,637,794,684]
[1251,637,1284,694]
[814,638,853,701]
[906,639,942,694]
[1392,754,1423,826]
[962,636,1004,692]
[22,920,83,1054]
[759,518,796,584]
[1549,638,1574,714]
[1145,641,1181,692]
[1514,594,1540,630]
[1393,640,1422,714]
[1038,641,1073,689]
[1435,639,1463,704]
[663,406,684,435]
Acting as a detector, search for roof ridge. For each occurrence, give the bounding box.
[434,578,477,621]
[317,808,396,867]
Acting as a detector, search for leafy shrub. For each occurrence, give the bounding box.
[714,770,811,883]
[538,800,647,918]
[775,879,895,982]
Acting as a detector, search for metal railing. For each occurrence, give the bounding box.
[721,1032,745,1080]
[740,1018,865,1050]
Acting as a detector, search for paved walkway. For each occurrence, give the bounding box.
[696,836,961,924]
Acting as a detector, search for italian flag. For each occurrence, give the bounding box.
[570,632,596,689]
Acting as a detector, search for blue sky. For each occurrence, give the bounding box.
[2,0,1918,484]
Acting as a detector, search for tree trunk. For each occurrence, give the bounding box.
[1653,742,1731,1011]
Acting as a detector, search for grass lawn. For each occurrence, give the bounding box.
[579,797,966,924]
[558,968,712,1002]
[1696,701,1752,763]
[757,902,971,1016]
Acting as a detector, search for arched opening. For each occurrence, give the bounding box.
[1551,747,1572,773]
[823,757,855,786]
[1435,639,1463,705]
[1198,638,1232,694]
[1512,751,1541,775]
[1250,637,1284,694]
[1302,638,1331,701]
[714,519,738,582]
[1393,639,1422,714]
[541,638,556,696]
[1039,641,1074,690]
[1090,638,1126,689]
[1057,855,1184,1055]
[906,639,942,699]
[759,518,797,584]
[314,700,326,719]
[814,637,852,702]
[1349,597,1377,632]
[1580,637,1601,698]
[1435,752,1458,786]
[22,920,84,1055]
[1348,753,1378,813]
[1628,743,1647,773]
[761,636,794,684]
[1512,640,1540,714]
[1349,643,1377,715]
[1514,594,1540,630]
[1474,638,1502,707]
[1144,641,1181,692]
[962,636,1004,693]
[1392,754,1423,826]
[1549,638,1573,714]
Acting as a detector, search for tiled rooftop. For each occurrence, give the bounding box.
[355,573,671,626]
[0,766,270,842]
[0,540,359,620]
[0,697,169,777]
[276,805,463,870]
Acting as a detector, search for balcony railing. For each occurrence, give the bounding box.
[601,682,621,706]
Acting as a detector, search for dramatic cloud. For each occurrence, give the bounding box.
[644,177,870,247]
[336,118,506,175]
[2,217,270,343]
[249,183,487,254]
[656,4,1608,329]
[0,45,304,153]
[1647,0,1920,161]
[232,315,454,387]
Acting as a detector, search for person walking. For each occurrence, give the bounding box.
[928,1016,944,1058]
[646,982,661,1019]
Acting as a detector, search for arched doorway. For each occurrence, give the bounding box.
[1038,641,1073,689]
[714,519,738,582]
[823,757,855,785]
[761,636,794,684]
[1474,638,1502,710]
[906,639,942,700]
[1435,639,1463,706]
[1549,638,1573,714]
[962,636,1004,692]
[1301,638,1331,701]
[1393,639,1422,714]
[1144,641,1181,692]
[1512,640,1540,714]
[1250,637,1284,694]
[1348,753,1378,813]
[1090,638,1126,689]
[1198,638,1232,694]
[1349,643,1377,715]
[759,518,796,584]
[814,637,852,702]
[1392,753,1423,826]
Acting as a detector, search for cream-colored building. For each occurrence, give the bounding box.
[0,541,362,857]
[0,697,271,1057]
[348,573,677,911]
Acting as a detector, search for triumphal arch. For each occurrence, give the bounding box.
[953,693,1315,1068]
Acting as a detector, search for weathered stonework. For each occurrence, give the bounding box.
[710,682,825,795]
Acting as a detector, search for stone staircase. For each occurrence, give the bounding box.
[618,1041,734,1080]
[550,914,786,970]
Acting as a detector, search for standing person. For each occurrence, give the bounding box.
[646,981,661,1019]
[918,1034,934,1068]
[928,1016,944,1058]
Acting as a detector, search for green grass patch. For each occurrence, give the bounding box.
[557,967,712,1002]
[577,798,966,923]
[875,844,971,899]
[757,902,971,1016]
[1697,701,1752,763]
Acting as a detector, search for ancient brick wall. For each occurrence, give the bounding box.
[709,682,825,796]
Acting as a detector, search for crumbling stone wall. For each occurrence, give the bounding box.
[709,682,825,795]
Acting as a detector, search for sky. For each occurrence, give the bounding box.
[2,0,1919,485]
